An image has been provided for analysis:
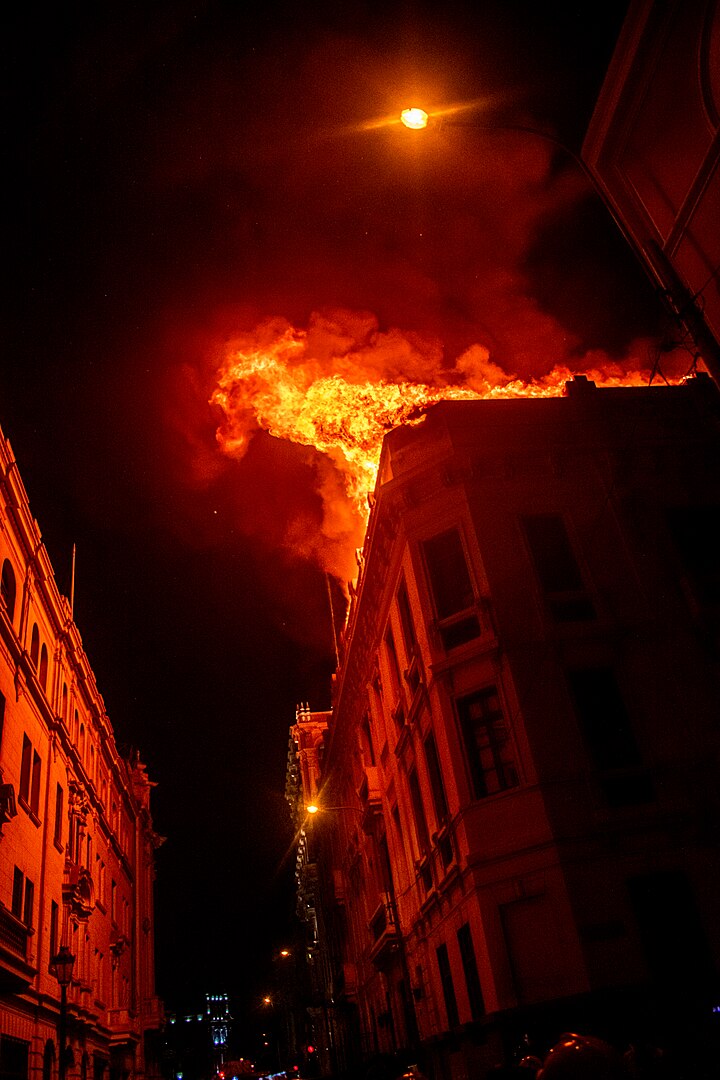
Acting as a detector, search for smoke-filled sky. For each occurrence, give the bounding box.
[1,0,684,1025]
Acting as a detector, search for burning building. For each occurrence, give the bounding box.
[287,374,720,1079]
[0,423,164,1080]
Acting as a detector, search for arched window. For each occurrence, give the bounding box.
[1,560,16,623]
[74,709,79,742]
[30,623,40,667]
[80,723,86,761]
[90,745,95,783]
[62,684,68,723]
[39,644,49,691]
[42,1040,55,1080]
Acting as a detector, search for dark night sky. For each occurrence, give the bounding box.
[0,0,680,1032]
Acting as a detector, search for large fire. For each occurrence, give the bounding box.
[210,310,673,581]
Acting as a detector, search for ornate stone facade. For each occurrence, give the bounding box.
[0,422,164,1080]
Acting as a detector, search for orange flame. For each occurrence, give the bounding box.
[210,310,674,579]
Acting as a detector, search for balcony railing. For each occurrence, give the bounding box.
[0,905,28,958]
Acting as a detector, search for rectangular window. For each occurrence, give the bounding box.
[424,730,448,823]
[49,900,59,964]
[397,576,417,656]
[457,923,485,1020]
[54,784,64,848]
[523,513,595,621]
[567,668,654,806]
[0,1036,29,1080]
[19,735,32,805]
[30,751,41,815]
[667,505,720,607]
[11,868,23,919]
[422,528,481,649]
[362,715,376,766]
[458,686,519,799]
[22,879,34,928]
[384,626,403,703]
[111,880,117,924]
[436,943,459,1029]
[408,768,430,854]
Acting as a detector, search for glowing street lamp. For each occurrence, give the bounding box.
[400,107,429,130]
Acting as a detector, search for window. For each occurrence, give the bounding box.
[424,730,448,824]
[667,505,720,608]
[457,922,485,1020]
[436,943,459,1028]
[567,668,654,806]
[23,879,34,928]
[0,691,5,753]
[458,687,518,799]
[523,513,595,621]
[11,868,34,927]
[54,785,64,848]
[30,624,40,667]
[31,751,41,816]
[422,528,481,649]
[39,644,48,691]
[1,560,16,622]
[397,575,417,656]
[362,714,376,766]
[11,868,23,918]
[384,626,403,704]
[19,734,42,816]
[407,768,430,854]
[0,1036,29,1080]
[49,900,59,964]
[111,880,117,924]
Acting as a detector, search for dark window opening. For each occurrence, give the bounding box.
[523,513,595,621]
[11,868,23,919]
[457,922,485,1020]
[384,626,403,706]
[29,624,40,668]
[424,730,449,823]
[362,715,376,767]
[1,560,16,623]
[436,943,459,1029]
[567,667,654,806]
[667,505,720,607]
[408,768,430,854]
[397,576,418,657]
[39,645,49,692]
[458,687,519,799]
[423,529,481,649]
[54,785,63,848]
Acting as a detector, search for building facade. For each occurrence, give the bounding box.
[583,0,720,382]
[288,376,720,1080]
[0,423,164,1080]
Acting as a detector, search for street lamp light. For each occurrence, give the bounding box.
[400,108,429,131]
[50,945,75,1080]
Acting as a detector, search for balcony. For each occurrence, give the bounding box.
[0,904,35,992]
[368,895,400,968]
[108,1007,140,1046]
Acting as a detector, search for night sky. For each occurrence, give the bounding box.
[1,0,680,1030]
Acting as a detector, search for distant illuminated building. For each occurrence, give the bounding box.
[207,992,231,1066]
